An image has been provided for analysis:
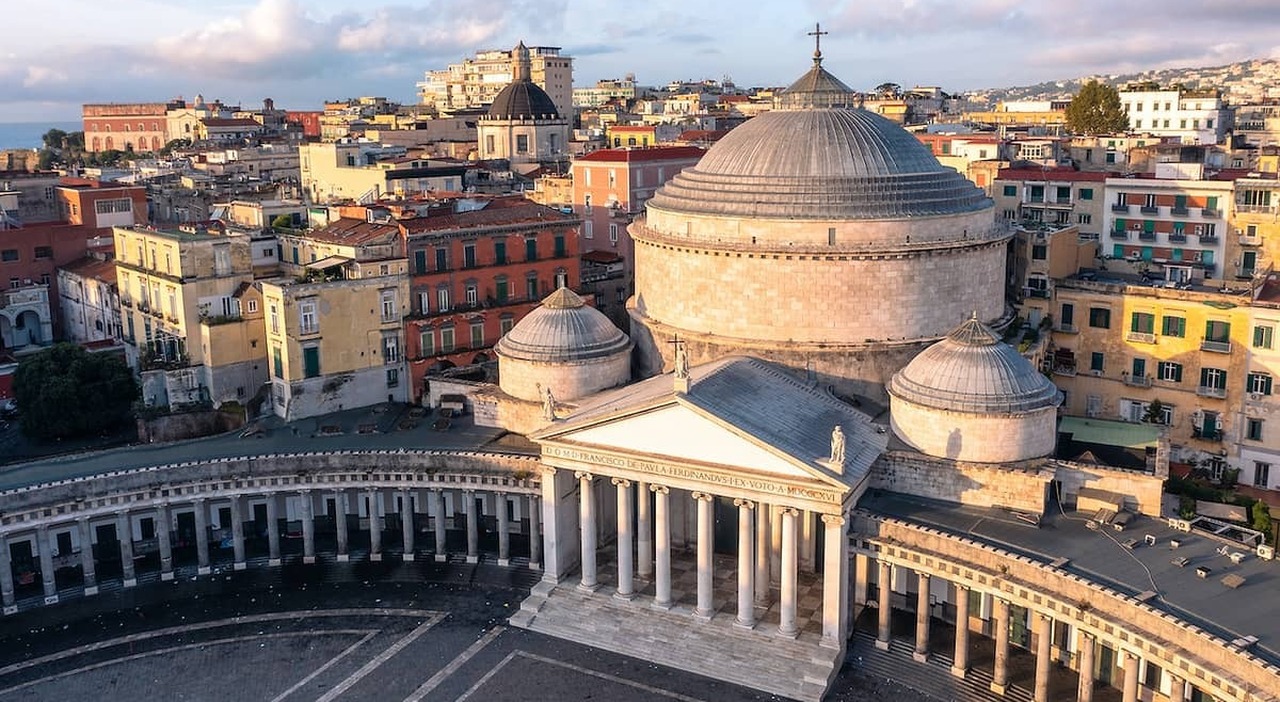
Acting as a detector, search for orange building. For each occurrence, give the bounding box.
[401,196,581,399]
[82,102,180,153]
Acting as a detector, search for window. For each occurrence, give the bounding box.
[1130,312,1154,334]
[94,198,132,215]
[1255,461,1271,488]
[465,283,478,306]
[495,276,509,303]
[525,239,538,261]
[1254,325,1274,349]
[1131,357,1146,379]
[1077,213,1092,225]
[1,250,17,262]
[1247,417,1264,441]
[419,330,434,356]
[485,134,495,155]
[1200,367,1227,390]
[246,299,258,314]
[1143,661,1163,690]
[494,241,507,264]
[1078,188,1093,200]
[1204,320,1230,343]
[1088,307,1111,328]
[436,287,450,312]
[526,274,539,300]
[272,346,283,378]
[299,300,318,334]
[583,221,593,239]
[269,304,280,334]
[584,194,592,213]
[383,334,400,363]
[499,314,514,336]
[386,368,399,387]
[470,321,484,349]
[1060,303,1074,328]
[440,326,455,353]
[554,234,566,257]
[1161,315,1185,337]
[414,250,428,274]
[1031,244,1047,261]
[1247,372,1273,396]
[435,248,448,272]
[610,223,620,243]
[1002,185,1016,197]
[302,346,320,378]
[555,269,568,289]
[1090,352,1105,373]
[463,244,476,269]
[1157,361,1183,383]
[515,134,529,154]
[380,289,397,322]
[33,246,52,260]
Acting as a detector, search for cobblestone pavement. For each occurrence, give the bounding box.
[0,559,938,702]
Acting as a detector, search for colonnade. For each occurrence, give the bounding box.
[0,486,541,612]
[570,472,850,647]
[863,555,1198,702]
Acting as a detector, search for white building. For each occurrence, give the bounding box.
[57,257,122,347]
[418,43,573,119]
[1118,88,1231,145]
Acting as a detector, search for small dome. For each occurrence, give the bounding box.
[487,81,560,121]
[495,287,630,363]
[889,316,1062,414]
[777,58,857,109]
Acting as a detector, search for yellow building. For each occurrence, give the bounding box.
[260,257,409,420]
[113,224,264,407]
[1240,291,1280,490]
[1231,175,1278,282]
[298,143,469,204]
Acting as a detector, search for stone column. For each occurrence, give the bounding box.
[778,507,801,638]
[1169,674,1186,702]
[614,478,634,600]
[401,490,416,562]
[991,598,1010,695]
[651,485,672,609]
[852,552,869,616]
[432,489,447,562]
[37,526,57,604]
[334,490,349,562]
[1077,632,1096,702]
[820,513,850,648]
[118,512,136,587]
[913,573,931,662]
[734,499,755,629]
[1120,650,1139,702]
[0,535,14,613]
[636,480,652,578]
[528,494,541,570]
[754,502,770,606]
[368,489,383,562]
[464,490,479,564]
[157,504,173,581]
[693,492,716,620]
[1034,613,1053,702]
[876,560,892,650]
[230,495,246,570]
[194,499,211,574]
[78,518,97,596]
[300,491,316,564]
[266,494,282,566]
[496,494,510,566]
[577,473,597,591]
[951,584,970,678]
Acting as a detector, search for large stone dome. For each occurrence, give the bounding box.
[889,316,1062,415]
[496,288,629,363]
[646,108,990,220]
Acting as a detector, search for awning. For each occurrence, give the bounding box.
[306,255,352,270]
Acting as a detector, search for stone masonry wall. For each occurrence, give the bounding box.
[889,397,1059,464]
[870,450,1052,515]
[498,351,632,403]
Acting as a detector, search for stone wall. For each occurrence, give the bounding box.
[889,397,1058,464]
[870,450,1052,515]
[1052,461,1165,517]
[275,364,408,421]
[138,408,244,444]
[497,351,631,403]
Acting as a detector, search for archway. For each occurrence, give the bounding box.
[15,310,42,346]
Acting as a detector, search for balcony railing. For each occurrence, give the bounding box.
[1239,235,1261,247]
[1202,208,1221,218]
[1192,426,1224,440]
[1199,234,1219,245]
[1171,206,1190,216]
[1140,205,1159,215]
[1026,288,1050,299]
[1123,373,1152,387]
[1138,231,1156,242]
[121,297,134,308]
[1110,231,1129,240]
[1055,323,1078,334]
[1196,386,1228,399]
[1236,266,1257,279]
[1126,331,1156,344]
[1169,232,1187,243]
[1200,339,1232,353]
[1111,204,1131,214]
[1052,365,1078,377]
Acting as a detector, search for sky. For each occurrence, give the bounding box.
[3,0,1280,123]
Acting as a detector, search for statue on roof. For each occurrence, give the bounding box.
[829,425,846,465]
[674,338,689,380]
[541,383,558,421]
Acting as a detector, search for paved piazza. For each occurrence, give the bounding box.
[0,560,931,701]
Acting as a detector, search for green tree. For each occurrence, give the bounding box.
[1253,499,1274,536]
[1142,399,1165,424]
[13,343,138,440]
[875,82,902,98]
[271,214,294,230]
[1065,80,1129,135]
[40,128,68,151]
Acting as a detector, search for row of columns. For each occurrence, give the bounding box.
[872,559,1193,702]
[573,473,848,645]
[0,487,541,612]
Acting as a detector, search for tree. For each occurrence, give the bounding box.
[40,128,68,151]
[875,82,901,98]
[1065,80,1129,135]
[271,214,295,230]
[13,343,138,440]
[1142,399,1166,424]
[1253,499,1274,537]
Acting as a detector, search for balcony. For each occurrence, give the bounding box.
[1140,205,1159,215]
[1196,386,1228,399]
[1200,339,1232,353]
[121,297,134,308]
[1123,373,1152,387]
[1171,206,1190,216]
[1198,234,1219,245]
[1025,288,1050,299]
[1201,208,1221,218]
[1239,235,1261,247]
[1111,204,1131,214]
[1169,232,1187,243]
[1055,323,1078,334]
[1052,365,1078,377]
[1192,426,1224,440]
[1126,331,1156,344]
[1110,231,1130,241]
[1138,231,1156,242]
[1236,265,1257,280]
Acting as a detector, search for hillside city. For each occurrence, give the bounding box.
[0,34,1279,702]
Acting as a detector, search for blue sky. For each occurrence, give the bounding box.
[2,0,1279,122]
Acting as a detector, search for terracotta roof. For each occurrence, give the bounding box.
[304,218,399,245]
[677,130,730,143]
[581,250,623,264]
[59,257,117,282]
[609,126,654,132]
[201,118,263,128]
[400,200,574,235]
[997,168,1109,182]
[576,146,705,163]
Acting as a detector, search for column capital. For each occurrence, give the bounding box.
[917,571,930,582]
[733,498,755,509]
[820,513,845,526]
[574,471,595,482]
[1080,630,1096,643]
[691,491,715,502]
[779,506,800,517]
[463,488,476,496]
[611,477,632,488]
[649,484,669,495]
[539,464,558,476]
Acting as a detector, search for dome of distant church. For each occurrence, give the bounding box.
[495,287,632,403]
[487,81,560,121]
[887,316,1063,464]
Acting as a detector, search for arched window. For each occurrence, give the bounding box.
[104,137,114,150]
[91,137,100,151]
[138,123,145,132]
[152,136,161,151]
[104,125,111,133]
[124,124,131,132]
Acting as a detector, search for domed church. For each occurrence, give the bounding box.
[476,41,570,168]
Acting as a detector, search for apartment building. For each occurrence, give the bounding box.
[993,167,1108,240]
[299,142,469,204]
[417,45,574,119]
[1118,88,1231,145]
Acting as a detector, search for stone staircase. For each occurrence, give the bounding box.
[511,580,840,701]
[848,630,1035,702]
